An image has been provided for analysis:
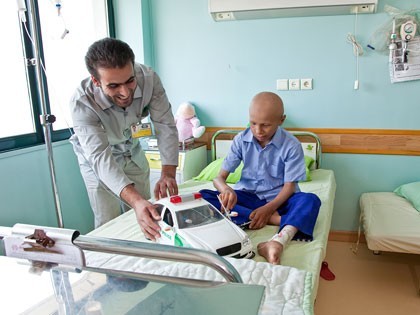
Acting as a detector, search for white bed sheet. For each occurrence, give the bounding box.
[85,169,335,314]
[360,192,420,254]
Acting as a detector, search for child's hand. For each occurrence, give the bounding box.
[219,189,237,210]
[249,206,273,229]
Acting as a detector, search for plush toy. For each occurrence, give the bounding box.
[175,102,206,142]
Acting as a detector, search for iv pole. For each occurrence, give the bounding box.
[23,0,64,228]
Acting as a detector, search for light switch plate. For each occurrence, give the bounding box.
[289,79,300,90]
[276,79,289,90]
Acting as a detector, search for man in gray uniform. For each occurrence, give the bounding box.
[70,38,179,240]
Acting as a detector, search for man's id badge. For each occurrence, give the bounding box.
[131,122,152,138]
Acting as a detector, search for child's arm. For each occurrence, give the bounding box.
[249,182,296,229]
[213,169,237,210]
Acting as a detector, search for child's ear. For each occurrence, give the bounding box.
[279,114,286,126]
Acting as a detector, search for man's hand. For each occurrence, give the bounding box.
[120,184,162,240]
[249,205,274,229]
[133,199,162,241]
[154,165,178,200]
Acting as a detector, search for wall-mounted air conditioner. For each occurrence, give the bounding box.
[209,0,378,21]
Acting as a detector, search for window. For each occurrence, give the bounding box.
[0,0,112,152]
[0,1,34,138]
[163,209,174,227]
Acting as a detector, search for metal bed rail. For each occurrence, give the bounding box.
[0,224,243,288]
[75,235,243,284]
[289,130,322,168]
[211,129,242,161]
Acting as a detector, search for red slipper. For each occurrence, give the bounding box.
[320,261,335,281]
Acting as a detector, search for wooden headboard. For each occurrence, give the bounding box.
[198,127,420,156]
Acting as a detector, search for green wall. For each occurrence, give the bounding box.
[142,0,420,231]
[0,141,93,234]
[113,0,154,66]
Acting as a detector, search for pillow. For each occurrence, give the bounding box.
[195,156,313,183]
[302,155,314,182]
[394,181,420,212]
[193,158,243,184]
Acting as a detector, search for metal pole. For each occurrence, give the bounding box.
[27,0,64,228]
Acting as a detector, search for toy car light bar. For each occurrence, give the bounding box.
[170,192,202,204]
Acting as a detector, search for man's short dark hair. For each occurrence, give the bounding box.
[85,37,135,79]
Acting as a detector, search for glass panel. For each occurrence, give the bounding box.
[1,256,265,315]
[177,205,224,229]
[0,2,35,138]
[37,0,109,131]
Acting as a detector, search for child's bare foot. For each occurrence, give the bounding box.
[257,240,283,264]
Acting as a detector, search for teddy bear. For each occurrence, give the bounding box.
[174,102,205,142]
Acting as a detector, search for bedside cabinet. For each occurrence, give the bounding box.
[145,143,207,195]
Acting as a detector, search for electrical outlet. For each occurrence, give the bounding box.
[289,79,300,90]
[301,78,313,90]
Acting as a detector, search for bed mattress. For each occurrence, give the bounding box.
[360,192,420,254]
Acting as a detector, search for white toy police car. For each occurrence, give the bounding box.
[154,192,254,259]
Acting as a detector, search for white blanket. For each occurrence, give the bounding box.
[86,210,313,315]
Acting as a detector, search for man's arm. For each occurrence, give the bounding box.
[249,182,296,229]
[120,184,161,241]
[145,69,179,200]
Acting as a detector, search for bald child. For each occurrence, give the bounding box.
[200,92,321,264]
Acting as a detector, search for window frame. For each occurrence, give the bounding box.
[0,0,115,153]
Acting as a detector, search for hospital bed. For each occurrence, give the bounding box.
[84,130,336,314]
[1,130,336,315]
[359,191,420,255]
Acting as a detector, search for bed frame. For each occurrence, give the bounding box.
[211,129,322,168]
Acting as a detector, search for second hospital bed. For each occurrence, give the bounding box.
[85,130,336,314]
[359,191,420,255]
